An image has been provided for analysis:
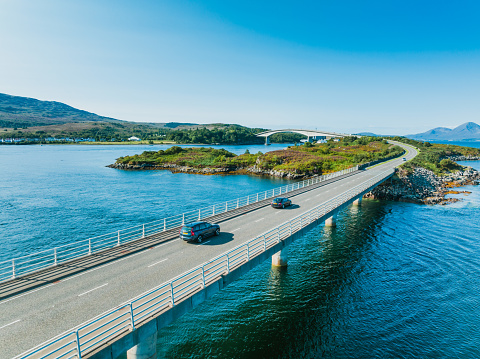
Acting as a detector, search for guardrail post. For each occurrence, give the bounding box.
[225,202,228,212]
[213,205,215,216]
[142,224,145,238]
[256,193,259,202]
[237,198,239,209]
[202,266,206,287]
[117,231,120,246]
[226,254,230,273]
[163,218,166,232]
[198,209,201,220]
[247,244,250,262]
[54,248,57,266]
[88,239,92,255]
[12,259,15,279]
[170,282,175,306]
[75,329,82,359]
[289,221,292,236]
[247,196,249,205]
[182,214,185,225]
[129,303,135,331]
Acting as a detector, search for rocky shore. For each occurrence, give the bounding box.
[107,162,309,179]
[365,165,480,205]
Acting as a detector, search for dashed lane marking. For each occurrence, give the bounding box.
[254,218,265,223]
[78,283,108,297]
[0,319,21,330]
[148,258,169,268]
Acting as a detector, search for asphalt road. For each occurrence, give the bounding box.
[0,141,417,358]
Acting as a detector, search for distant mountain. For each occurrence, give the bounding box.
[0,93,209,131]
[0,93,124,128]
[408,122,480,141]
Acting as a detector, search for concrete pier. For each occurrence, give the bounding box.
[352,197,362,206]
[127,332,157,359]
[272,248,288,267]
[325,213,337,227]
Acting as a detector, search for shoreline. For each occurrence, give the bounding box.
[365,161,480,205]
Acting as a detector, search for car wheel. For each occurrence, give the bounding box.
[215,229,220,236]
[197,235,203,243]
[282,204,285,209]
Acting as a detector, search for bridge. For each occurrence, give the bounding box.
[0,141,417,359]
[255,129,352,145]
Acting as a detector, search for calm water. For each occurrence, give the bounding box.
[2,142,480,358]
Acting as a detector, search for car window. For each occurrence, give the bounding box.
[182,226,192,232]
[199,223,207,230]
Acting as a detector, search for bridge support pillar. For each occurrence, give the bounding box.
[352,197,362,206]
[127,332,157,359]
[265,136,270,145]
[325,213,337,227]
[272,248,287,267]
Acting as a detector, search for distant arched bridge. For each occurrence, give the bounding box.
[255,129,353,145]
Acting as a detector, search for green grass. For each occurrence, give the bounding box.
[390,137,480,176]
[114,136,405,176]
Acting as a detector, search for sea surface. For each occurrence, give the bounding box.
[2,142,480,358]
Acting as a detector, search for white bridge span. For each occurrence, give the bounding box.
[255,129,353,145]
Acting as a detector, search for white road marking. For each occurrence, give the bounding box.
[315,194,322,197]
[78,283,108,297]
[0,319,21,330]
[231,228,241,232]
[0,283,56,305]
[200,240,211,245]
[254,218,265,223]
[305,198,311,201]
[147,258,168,268]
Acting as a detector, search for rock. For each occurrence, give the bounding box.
[365,166,480,205]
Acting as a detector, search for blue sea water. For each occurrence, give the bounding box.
[0,143,293,262]
[2,142,480,358]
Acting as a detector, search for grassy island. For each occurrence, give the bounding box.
[111,137,405,178]
[392,137,480,175]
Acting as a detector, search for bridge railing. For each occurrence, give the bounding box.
[16,167,393,359]
[0,166,358,283]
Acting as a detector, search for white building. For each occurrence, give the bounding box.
[128,136,141,141]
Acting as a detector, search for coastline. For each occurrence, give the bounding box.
[365,161,480,205]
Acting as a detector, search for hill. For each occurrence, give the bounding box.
[0,93,124,128]
[408,122,480,141]
[0,93,262,143]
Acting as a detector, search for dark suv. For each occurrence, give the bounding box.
[271,197,292,209]
[179,221,220,243]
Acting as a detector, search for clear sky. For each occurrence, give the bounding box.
[1,0,479,135]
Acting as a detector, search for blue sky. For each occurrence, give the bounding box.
[1,0,479,134]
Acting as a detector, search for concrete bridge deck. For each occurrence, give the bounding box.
[0,142,417,358]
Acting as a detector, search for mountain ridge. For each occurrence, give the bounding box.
[407,122,480,141]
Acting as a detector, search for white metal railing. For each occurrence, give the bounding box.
[15,167,394,359]
[0,166,358,283]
